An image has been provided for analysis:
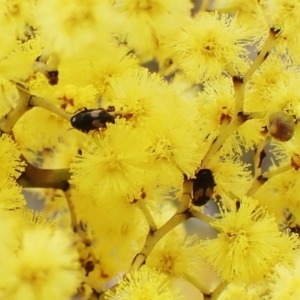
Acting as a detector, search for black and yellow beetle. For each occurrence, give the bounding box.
[192,169,216,206]
[70,106,116,133]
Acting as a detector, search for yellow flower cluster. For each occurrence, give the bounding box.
[261,0,300,64]
[105,265,184,300]
[0,213,80,300]
[201,197,298,282]
[34,0,120,57]
[172,12,252,82]
[0,134,25,210]
[115,0,192,58]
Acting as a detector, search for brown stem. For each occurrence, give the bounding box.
[200,0,209,12]
[232,76,245,114]
[17,159,70,190]
[253,134,270,178]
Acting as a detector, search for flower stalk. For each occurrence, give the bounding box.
[17,158,70,190]
[200,113,248,168]
[137,199,157,232]
[210,281,228,300]
[0,88,32,133]
[247,164,294,197]
[244,27,280,83]
[30,96,71,122]
[130,179,192,270]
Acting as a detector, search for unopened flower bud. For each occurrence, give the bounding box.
[268,111,295,142]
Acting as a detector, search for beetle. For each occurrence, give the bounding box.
[192,169,216,207]
[70,106,115,133]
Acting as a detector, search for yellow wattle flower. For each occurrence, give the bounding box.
[147,227,203,279]
[70,121,150,199]
[34,0,120,57]
[267,253,300,299]
[105,265,185,300]
[115,0,193,57]
[172,12,252,83]
[201,196,288,282]
[0,134,25,182]
[0,227,80,300]
[0,178,25,211]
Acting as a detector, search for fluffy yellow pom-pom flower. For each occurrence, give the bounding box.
[267,253,300,299]
[0,178,25,211]
[0,134,25,182]
[105,265,184,300]
[106,68,169,129]
[34,0,121,57]
[172,12,252,83]
[147,228,203,279]
[201,196,288,282]
[116,0,192,57]
[0,227,80,300]
[71,121,150,200]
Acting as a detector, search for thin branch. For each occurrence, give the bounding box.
[63,189,98,274]
[232,76,245,114]
[210,281,228,300]
[247,111,267,120]
[0,87,32,133]
[263,164,293,179]
[30,96,71,122]
[18,174,70,190]
[211,116,231,149]
[222,192,238,204]
[253,134,270,178]
[63,189,80,231]
[200,113,248,169]
[182,272,211,296]
[17,157,70,190]
[12,83,71,121]
[199,28,279,167]
[246,137,269,197]
[129,179,193,271]
[246,164,293,197]
[246,176,267,197]
[225,63,237,77]
[138,199,157,232]
[98,180,216,299]
[130,211,190,271]
[189,208,215,224]
[179,179,193,213]
[200,0,209,12]
[244,28,280,84]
